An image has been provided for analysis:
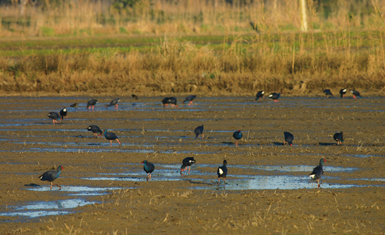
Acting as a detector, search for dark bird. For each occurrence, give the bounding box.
[255,90,264,101]
[183,95,197,105]
[87,125,103,137]
[268,92,280,102]
[131,94,138,100]
[217,160,228,184]
[39,165,63,190]
[309,158,325,188]
[194,125,204,139]
[339,88,347,98]
[142,160,155,181]
[106,98,120,110]
[162,97,178,107]
[233,130,242,147]
[103,129,121,146]
[284,131,294,146]
[87,99,97,111]
[180,157,196,175]
[48,112,60,125]
[333,131,344,145]
[323,89,333,98]
[59,108,67,120]
[351,90,361,99]
[70,103,78,108]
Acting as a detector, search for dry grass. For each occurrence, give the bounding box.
[0,0,384,36]
[0,0,384,95]
[0,32,384,96]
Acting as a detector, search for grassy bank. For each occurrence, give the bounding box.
[0,31,384,96]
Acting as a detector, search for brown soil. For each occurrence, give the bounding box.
[0,96,384,234]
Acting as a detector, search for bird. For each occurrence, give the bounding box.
[59,108,67,120]
[351,90,361,99]
[70,103,78,108]
[87,125,103,137]
[87,99,97,111]
[194,125,204,139]
[131,94,138,100]
[180,157,196,175]
[323,89,333,98]
[309,158,325,188]
[162,97,177,107]
[103,129,121,146]
[106,98,120,110]
[333,131,343,145]
[183,95,196,105]
[142,160,155,181]
[217,160,228,184]
[255,90,264,101]
[39,165,63,190]
[48,112,60,125]
[233,130,242,147]
[268,92,280,102]
[284,132,294,146]
[339,88,347,98]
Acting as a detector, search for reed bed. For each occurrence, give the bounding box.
[0,31,384,96]
[0,0,384,95]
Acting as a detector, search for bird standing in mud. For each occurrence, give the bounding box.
[106,98,120,110]
[48,112,60,125]
[87,99,97,111]
[103,129,121,146]
[59,108,67,120]
[183,95,197,105]
[162,97,178,107]
[283,131,294,146]
[194,125,204,139]
[217,160,228,184]
[309,158,325,188]
[39,165,63,190]
[180,157,196,175]
[333,131,343,145]
[339,88,347,98]
[268,92,280,102]
[87,125,103,137]
[255,90,264,101]
[233,130,242,147]
[351,90,361,99]
[323,89,333,98]
[142,160,155,181]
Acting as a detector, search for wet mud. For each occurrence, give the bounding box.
[0,96,384,234]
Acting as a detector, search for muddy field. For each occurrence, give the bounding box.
[0,96,384,234]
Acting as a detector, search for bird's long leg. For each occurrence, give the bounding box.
[115,104,118,110]
[235,140,238,147]
[149,173,151,181]
[188,166,191,175]
[116,139,121,145]
[317,179,320,188]
[110,140,112,146]
[50,182,53,190]
[224,177,226,184]
[218,178,221,184]
[201,134,204,139]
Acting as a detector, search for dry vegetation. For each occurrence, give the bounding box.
[0,0,384,95]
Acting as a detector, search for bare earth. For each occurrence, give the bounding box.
[0,96,384,234]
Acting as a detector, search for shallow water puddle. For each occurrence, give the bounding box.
[26,185,123,196]
[0,198,96,219]
[190,175,364,190]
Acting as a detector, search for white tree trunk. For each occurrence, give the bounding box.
[300,0,308,32]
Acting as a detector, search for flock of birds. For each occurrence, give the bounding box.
[40,88,360,190]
